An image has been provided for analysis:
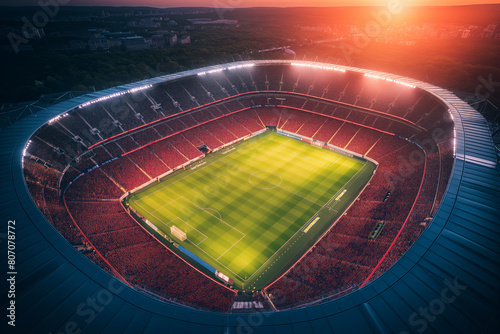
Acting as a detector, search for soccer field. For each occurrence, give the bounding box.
[126,131,375,290]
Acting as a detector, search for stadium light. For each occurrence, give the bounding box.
[48,112,68,125]
[364,73,415,89]
[447,109,456,156]
[22,140,32,157]
[198,64,254,76]
[207,68,224,74]
[78,84,153,109]
[227,64,254,71]
[291,62,346,73]
[453,129,457,156]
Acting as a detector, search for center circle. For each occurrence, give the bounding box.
[249,170,282,189]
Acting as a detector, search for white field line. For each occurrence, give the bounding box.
[245,160,369,283]
[133,133,368,285]
[247,171,282,190]
[275,138,292,149]
[181,196,246,237]
[300,161,368,230]
[222,147,236,154]
[253,162,373,286]
[140,133,271,201]
[245,212,314,282]
[187,239,246,281]
[156,196,245,249]
[141,163,211,200]
[194,237,206,246]
[151,197,182,213]
[165,217,208,246]
[136,197,209,245]
[276,143,342,167]
[133,198,210,243]
[134,198,245,280]
[219,160,323,208]
[202,208,222,220]
[217,234,246,260]
[326,162,368,210]
[133,199,168,225]
[130,134,283,283]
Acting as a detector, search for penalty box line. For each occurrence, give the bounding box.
[136,194,246,243]
[134,198,209,246]
[139,134,271,202]
[216,233,246,261]
[133,199,165,224]
[132,197,247,281]
[246,209,315,283]
[151,197,183,214]
[281,146,341,168]
[149,196,245,244]
[172,201,248,281]
[166,217,208,246]
[134,197,202,245]
[246,161,369,283]
[275,139,342,167]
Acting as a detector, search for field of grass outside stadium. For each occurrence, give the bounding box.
[125,131,376,290]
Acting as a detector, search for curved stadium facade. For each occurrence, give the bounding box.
[3,60,499,333]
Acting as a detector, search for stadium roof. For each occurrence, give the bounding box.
[1,60,499,333]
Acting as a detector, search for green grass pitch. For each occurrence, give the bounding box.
[125,131,375,290]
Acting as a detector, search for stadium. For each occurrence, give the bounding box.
[2,60,499,332]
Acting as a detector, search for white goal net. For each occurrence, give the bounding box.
[170,225,187,241]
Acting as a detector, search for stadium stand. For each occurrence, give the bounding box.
[64,201,235,311]
[65,168,123,200]
[100,156,151,190]
[103,141,125,157]
[169,135,204,160]
[149,140,188,169]
[23,61,459,313]
[8,60,498,334]
[132,128,162,146]
[128,147,170,177]
[115,136,140,152]
[91,145,113,164]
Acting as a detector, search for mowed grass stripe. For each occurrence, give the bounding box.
[129,132,366,287]
[223,138,362,206]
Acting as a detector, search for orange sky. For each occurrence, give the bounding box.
[5,0,500,6]
[84,0,500,6]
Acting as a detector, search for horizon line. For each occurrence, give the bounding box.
[2,3,500,8]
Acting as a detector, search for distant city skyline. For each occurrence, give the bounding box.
[2,0,500,7]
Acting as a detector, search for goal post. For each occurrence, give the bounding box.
[170,225,187,241]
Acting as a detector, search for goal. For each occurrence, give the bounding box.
[170,225,187,241]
